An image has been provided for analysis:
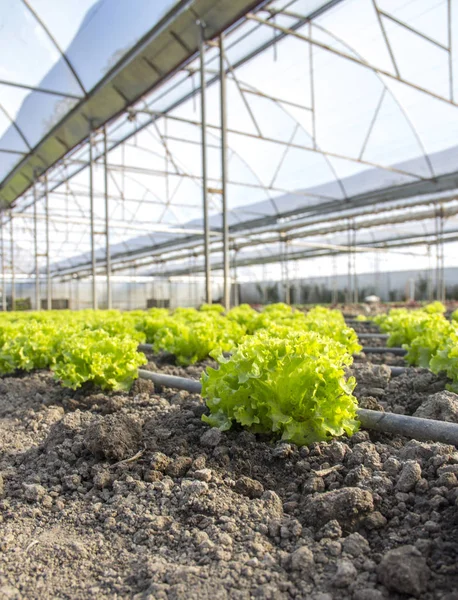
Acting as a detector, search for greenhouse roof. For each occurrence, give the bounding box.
[0,0,264,206]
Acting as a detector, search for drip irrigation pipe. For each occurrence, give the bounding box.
[138,343,155,353]
[360,347,407,356]
[137,369,458,446]
[389,366,407,376]
[357,333,388,339]
[345,319,378,325]
[138,369,202,393]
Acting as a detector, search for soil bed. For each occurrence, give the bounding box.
[1,350,458,599]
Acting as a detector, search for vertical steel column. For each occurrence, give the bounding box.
[33,177,40,310]
[103,127,112,309]
[199,23,212,304]
[283,240,291,305]
[0,217,5,311]
[331,255,338,304]
[374,252,380,299]
[232,249,239,307]
[426,245,431,301]
[10,211,15,311]
[346,224,352,304]
[89,131,97,309]
[219,34,230,310]
[439,208,446,302]
[44,174,52,310]
[68,277,73,310]
[75,278,80,310]
[352,226,358,304]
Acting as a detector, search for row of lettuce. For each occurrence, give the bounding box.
[0,304,362,445]
[0,303,361,386]
[374,301,458,391]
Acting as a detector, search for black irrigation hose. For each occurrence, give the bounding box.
[360,347,407,356]
[138,369,202,393]
[137,369,458,446]
[357,333,388,339]
[138,343,154,353]
[389,366,407,376]
[358,410,458,446]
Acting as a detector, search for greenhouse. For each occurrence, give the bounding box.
[1,1,458,599]
[1,0,458,309]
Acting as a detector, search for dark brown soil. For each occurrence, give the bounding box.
[1,346,458,599]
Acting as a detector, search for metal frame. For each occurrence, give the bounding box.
[2,0,458,305]
[103,127,112,309]
[10,211,15,311]
[199,23,212,304]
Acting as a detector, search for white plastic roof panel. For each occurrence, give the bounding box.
[0,0,267,206]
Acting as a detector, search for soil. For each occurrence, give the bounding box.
[1,328,458,599]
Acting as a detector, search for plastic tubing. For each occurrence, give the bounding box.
[360,347,407,356]
[138,369,202,394]
[137,369,458,445]
[357,408,458,446]
[357,333,388,339]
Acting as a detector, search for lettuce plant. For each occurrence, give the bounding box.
[423,301,446,314]
[153,315,246,365]
[52,330,147,390]
[429,328,458,392]
[405,316,453,368]
[201,330,359,446]
[226,304,259,333]
[200,303,225,314]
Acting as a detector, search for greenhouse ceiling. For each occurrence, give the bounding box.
[0,0,265,204]
[1,0,458,302]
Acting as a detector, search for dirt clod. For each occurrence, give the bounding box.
[303,487,374,529]
[290,545,314,573]
[396,460,422,492]
[234,475,265,498]
[84,413,142,460]
[200,427,223,447]
[414,390,458,423]
[378,545,430,597]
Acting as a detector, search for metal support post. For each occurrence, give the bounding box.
[0,217,5,311]
[75,278,80,310]
[332,255,338,304]
[219,34,230,310]
[439,208,446,302]
[10,211,15,311]
[346,225,352,304]
[352,225,358,304]
[233,249,239,306]
[103,127,112,309]
[282,239,290,305]
[199,23,212,304]
[44,174,52,310]
[89,131,97,309]
[33,176,40,310]
[427,245,433,301]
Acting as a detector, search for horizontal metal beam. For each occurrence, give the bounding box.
[48,197,458,278]
[139,230,458,278]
